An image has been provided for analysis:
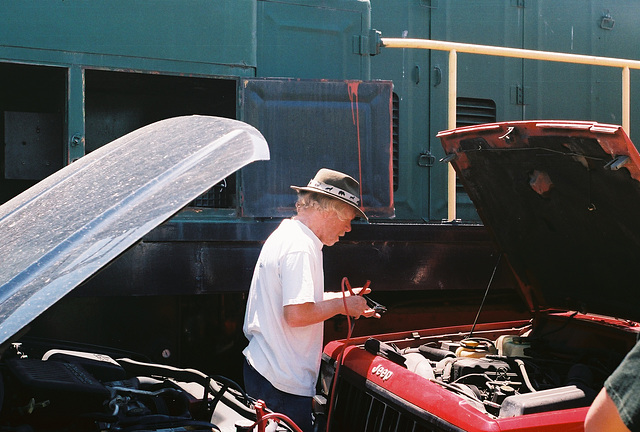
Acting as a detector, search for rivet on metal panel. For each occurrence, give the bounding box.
[70,134,83,147]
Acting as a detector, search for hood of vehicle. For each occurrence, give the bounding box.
[438,120,640,322]
[0,115,269,348]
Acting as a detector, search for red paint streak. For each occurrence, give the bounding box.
[347,82,364,207]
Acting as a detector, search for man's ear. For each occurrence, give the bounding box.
[320,209,332,220]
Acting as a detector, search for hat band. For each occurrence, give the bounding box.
[308,179,361,206]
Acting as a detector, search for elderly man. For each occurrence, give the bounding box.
[242,168,377,431]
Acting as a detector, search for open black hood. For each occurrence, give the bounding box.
[438,120,640,322]
[0,116,269,347]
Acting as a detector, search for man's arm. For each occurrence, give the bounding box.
[283,294,374,327]
[585,387,631,432]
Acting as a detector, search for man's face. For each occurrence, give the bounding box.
[317,204,357,246]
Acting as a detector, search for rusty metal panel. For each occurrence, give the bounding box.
[240,78,395,219]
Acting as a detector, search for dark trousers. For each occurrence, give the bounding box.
[243,358,313,432]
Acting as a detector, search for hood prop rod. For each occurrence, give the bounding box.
[469,253,502,338]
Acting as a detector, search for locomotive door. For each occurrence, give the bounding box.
[428,1,526,222]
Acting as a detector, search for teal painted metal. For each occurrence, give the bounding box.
[0,0,257,74]
[371,0,640,221]
[66,66,85,164]
[3,0,640,223]
[370,1,432,221]
[256,0,372,79]
[428,1,525,221]
[523,1,640,129]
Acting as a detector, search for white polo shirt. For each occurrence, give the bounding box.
[243,218,325,397]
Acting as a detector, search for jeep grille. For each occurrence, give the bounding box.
[328,368,463,432]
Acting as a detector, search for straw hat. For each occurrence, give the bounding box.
[291,168,368,220]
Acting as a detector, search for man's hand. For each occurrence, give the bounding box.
[285,286,381,327]
[343,294,378,319]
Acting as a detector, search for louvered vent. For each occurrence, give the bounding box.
[456,97,496,127]
[455,98,496,194]
[190,176,235,208]
[392,92,400,191]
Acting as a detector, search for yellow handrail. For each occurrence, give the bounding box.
[381,37,640,221]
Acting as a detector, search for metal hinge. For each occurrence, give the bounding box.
[353,29,382,56]
[510,85,526,105]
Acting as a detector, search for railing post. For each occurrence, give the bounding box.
[623,66,631,136]
[448,50,457,222]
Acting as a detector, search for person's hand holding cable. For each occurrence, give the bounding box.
[340,279,384,320]
[346,293,376,318]
[331,284,379,319]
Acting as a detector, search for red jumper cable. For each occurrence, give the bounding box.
[324,277,370,429]
[248,399,305,432]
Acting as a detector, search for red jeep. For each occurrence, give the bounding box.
[316,121,640,432]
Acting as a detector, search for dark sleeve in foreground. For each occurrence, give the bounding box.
[605,340,640,432]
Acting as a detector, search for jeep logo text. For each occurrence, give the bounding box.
[371,364,393,381]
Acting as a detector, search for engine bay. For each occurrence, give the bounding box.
[355,312,639,419]
[397,335,601,418]
[0,339,260,432]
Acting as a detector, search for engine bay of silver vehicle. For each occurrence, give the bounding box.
[0,338,261,432]
[357,313,639,419]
